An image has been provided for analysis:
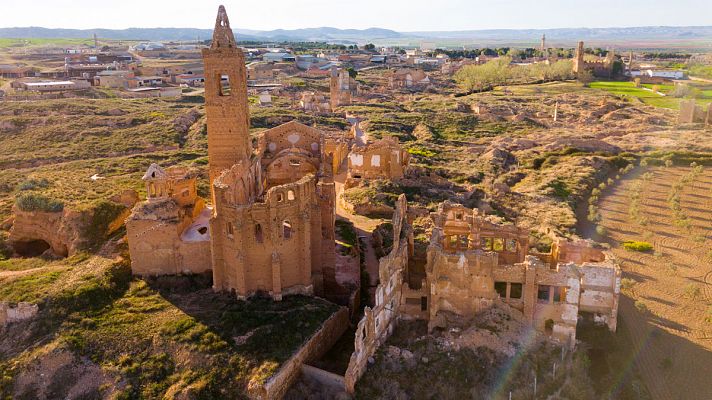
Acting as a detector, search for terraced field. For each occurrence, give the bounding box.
[596,166,712,400]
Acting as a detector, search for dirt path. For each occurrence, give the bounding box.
[583,166,712,400]
[333,159,384,290]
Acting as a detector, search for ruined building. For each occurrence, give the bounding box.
[300,91,330,114]
[346,136,411,183]
[126,5,338,300]
[388,68,431,89]
[572,41,616,78]
[425,202,620,345]
[330,66,357,111]
[126,164,211,275]
[342,199,621,392]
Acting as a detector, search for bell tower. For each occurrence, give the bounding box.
[202,5,251,201]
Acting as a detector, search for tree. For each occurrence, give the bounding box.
[577,69,595,87]
[363,43,376,51]
[347,67,358,79]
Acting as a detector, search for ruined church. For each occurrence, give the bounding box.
[127,6,339,300]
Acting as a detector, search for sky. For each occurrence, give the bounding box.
[1,0,711,31]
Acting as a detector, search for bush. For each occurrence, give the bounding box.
[15,192,64,212]
[621,278,636,290]
[683,284,701,300]
[17,178,50,191]
[595,225,607,236]
[621,241,653,252]
[81,200,127,250]
[635,300,648,314]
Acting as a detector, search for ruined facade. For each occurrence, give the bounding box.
[425,202,620,346]
[210,119,337,299]
[300,91,330,114]
[329,66,357,111]
[388,68,431,89]
[572,41,616,78]
[347,136,411,183]
[126,164,212,275]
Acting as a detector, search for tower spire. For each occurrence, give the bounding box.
[211,5,237,49]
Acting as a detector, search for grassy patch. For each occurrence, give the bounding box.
[621,241,654,252]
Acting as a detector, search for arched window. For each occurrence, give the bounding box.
[287,190,295,201]
[276,193,284,202]
[255,224,263,243]
[283,220,292,239]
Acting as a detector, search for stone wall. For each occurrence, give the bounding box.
[249,307,349,400]
[347,136,410,181]
[0,302,39,326]
[344,194,412,393]
[679,99,710,124]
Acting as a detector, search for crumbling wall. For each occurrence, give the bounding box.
[323,137,349,175]
[330,67,356,111]
[347,136,410,181]
[678,99,708,124]
[257,120,324,159]
[0,302,39,326]
[344,194,412,393]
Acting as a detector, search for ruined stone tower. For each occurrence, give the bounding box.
[573,41,585,73]
[540,34,546,55]
[202,5,251,204]
[330,66,353,112]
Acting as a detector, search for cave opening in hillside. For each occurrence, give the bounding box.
[13,239,52,258]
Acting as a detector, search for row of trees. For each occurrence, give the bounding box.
[454,57,575,92]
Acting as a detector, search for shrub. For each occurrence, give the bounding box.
[683,284,701,300]
[621,278,636,290]
[81,200,127,250]
[15,192,64,212]
[621,241,653,252]
[635,300,648,314]
[595,225,607,236]
[407,146,437,158]
[548,179,571,200]
[17,178,50,191]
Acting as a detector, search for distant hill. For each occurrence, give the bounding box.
[408,26,712,41]
[0,26,402,43]
[1,25,711,47]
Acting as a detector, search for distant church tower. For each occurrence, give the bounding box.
[540,34,546,55]
[202,5,251,203]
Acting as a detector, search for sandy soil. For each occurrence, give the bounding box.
[596,166,712,400]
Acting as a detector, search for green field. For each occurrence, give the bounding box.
[590,81,712,110]
[0,38,95,48]
[590,81,680,109]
